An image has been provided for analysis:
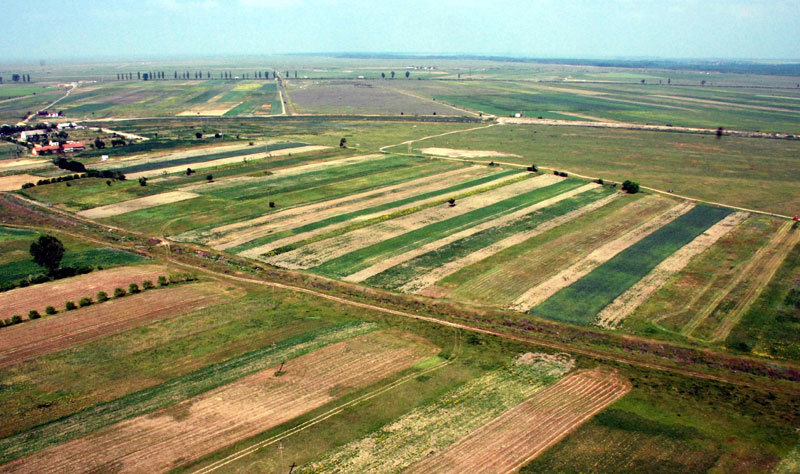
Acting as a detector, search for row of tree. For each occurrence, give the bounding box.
[380,71,411,79]
[115,71,305,81]
[0,74,32,83]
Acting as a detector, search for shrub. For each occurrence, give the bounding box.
[28,310,41,319]
[11,315,23,324]
[158,275,169,286]
[128,283,140,294]
[76,266,93,275]
[114,287,127,298]
[553,170,559,175]
[79,296,93,307]
[595,178,604,185]
[21,182,35,189]
[139,177,148,187]
[30,274,50,284]
[97,291,109,302]
[45,305,57,315]
[559,172,568,177]
[65,301,77,311]
[142,280,155,290]
[206,174,213,182]
[269,201,276,208]
[526,165,538,172]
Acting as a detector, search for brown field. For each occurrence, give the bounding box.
[209,165,487,250]
[0,159,49,171]
[412,192,620,295]
[406,368,631,474]
[0,174,39,192]
[509,201,692,311]
[0,282,231,368]
[264,174,562,269]
[419,147,522,158]
[3,331,436,473]
[177,102,242,116]
[596,212,748,328]
[77,191,199,219]
[0,264,168,319]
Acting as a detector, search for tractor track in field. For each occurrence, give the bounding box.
[4,191,800,396]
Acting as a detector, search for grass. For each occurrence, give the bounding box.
[313,178,587,277]
[725,238,800,361]
[533,205,732,325]
[366,186,615,291]
[0,321,376,464]
[0,248,145,284]
[398,124,800,216]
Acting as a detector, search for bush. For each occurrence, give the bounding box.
[21,182,35,189]
[559,172,568,177]
[138,177,148,187]
[28,310,41,319]
[11,315,22,324]
[595,178,604,185]
[206,174,213,182]
[45,305,57,315]
[128,283,140,294]
[114,287,127,298]
[65,301,77,311]
[142,280,155,290]
[30,274,50,284]
[79,296,93,307]
[97,291,109,302]
[622,180,640,194]
[158,275,169,286]
[553,170,559,175]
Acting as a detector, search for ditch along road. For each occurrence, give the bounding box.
[5,192,800,397]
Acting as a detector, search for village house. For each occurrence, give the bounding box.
[20,129,47,141]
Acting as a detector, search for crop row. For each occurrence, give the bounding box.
[314,178,587,278]
[366,186,615,290]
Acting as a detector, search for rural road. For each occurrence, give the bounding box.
[19,82,76,125]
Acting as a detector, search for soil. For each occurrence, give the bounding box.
[419,147,521,158]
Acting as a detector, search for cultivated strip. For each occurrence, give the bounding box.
[595,211,749,328]
[77,191,199,219]
[409,192,620,294]
[264,174,563,269]
[405,368,631,474]
[126,145,331,179]
[1,331,434,473]
[344,183,601,282]
[208,165,485,250]
[510,201,694,312]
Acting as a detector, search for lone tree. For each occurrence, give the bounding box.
[339,137,347,148]
[405,70,410,79]
[391,71,395,78]
[30,235,65,274]
[621,180,640,194]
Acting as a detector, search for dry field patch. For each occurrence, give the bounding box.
[406,368,631,474]
[77,191,199,219]
[2,331,435,473]
[510,201,693,311]
[419,147,521,158]
[0,264,167,319]
[0,159,49,171]
[177,102,242,116]
[596,211,749,328]
[0,282,231,368]
[0,174,39,192]
[264,174,563,269]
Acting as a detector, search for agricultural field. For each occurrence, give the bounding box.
[2,56,800,473]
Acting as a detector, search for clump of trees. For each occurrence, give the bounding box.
[30,235,65,275]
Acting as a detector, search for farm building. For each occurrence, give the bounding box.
[20,130,47,141]
[31,144,60,155]
[62,142,85,153]
[32,141,85,155]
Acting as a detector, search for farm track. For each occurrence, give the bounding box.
[262,174,561,269]
[208,165,485,250]
[2,332,435,473]
[406,368,630,474]
[509,201,693,311]
[409,192,621,295]
[0,282,230,369]
[344,182,600,283]
[0,264,168,319]
[706,222,800,341]
[596,211,749,328]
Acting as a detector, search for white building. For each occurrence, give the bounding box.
[20,130,46,140]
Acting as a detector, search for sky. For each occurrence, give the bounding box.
[1,0,799,61]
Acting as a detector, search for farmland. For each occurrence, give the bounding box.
[1,55,800,473]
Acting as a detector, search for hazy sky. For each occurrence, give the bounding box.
[2,0,799,61]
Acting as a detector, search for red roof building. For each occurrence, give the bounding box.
[32,144,60,156]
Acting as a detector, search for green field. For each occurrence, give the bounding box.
[533,205,732,325]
